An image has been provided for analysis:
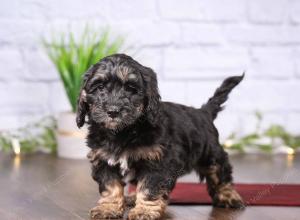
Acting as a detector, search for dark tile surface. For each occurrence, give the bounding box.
[0,153,300,220]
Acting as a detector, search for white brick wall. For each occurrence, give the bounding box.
[0,0,300,139]
[247,0,289,24]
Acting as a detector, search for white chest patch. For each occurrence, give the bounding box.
[107,155,129,176]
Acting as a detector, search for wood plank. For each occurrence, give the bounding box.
[0,153,299,219]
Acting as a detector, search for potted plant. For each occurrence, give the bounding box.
[44,27,124,158]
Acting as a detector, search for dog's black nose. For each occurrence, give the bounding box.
[107,106,120,118]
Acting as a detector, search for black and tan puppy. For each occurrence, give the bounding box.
[76,54,244,220]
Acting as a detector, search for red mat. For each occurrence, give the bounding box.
[130,183,300,206]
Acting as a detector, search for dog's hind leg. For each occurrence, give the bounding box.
[197,149,245,209]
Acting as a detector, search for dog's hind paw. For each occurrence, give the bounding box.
[213,184,245,209]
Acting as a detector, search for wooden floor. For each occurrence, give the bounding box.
[0,153,300,220]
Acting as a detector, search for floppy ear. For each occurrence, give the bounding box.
[141,66,161,125]
[76,89,88,128]
[76,66,94,128]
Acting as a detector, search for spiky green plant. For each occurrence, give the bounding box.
[43,27,124,112]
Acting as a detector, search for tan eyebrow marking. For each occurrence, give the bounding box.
[116,66,131,82]
[93,72,107,80]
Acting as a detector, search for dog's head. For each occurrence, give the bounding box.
[76,54,160,131]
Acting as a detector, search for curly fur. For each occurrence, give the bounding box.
[76,54,245,219]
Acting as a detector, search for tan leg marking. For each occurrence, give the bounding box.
[90,180,125,219]
[127,182,167,220]
[205,165,244,208]
[205,165,220,185]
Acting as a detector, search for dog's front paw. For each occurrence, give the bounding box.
[90,203,124,219]
[127,205,163,220]
[213,185,245,209]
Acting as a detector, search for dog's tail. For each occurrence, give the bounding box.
[201,73,244,120]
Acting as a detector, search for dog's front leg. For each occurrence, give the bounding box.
[128,173,176,220]
[90,160,125,219]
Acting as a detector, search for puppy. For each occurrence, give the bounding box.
[76,54,244,220]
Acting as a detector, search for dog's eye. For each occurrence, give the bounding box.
[125,84,138,93]
[90,83,104,93]
[97,84,104,90]
[86,94,95,103]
